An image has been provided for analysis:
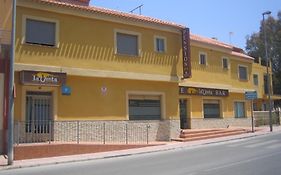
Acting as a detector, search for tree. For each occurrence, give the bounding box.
[245,11,281,95]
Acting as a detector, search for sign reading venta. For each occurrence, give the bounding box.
[182,28,191,79]
[20,70,66,86]
[179,86,229,97]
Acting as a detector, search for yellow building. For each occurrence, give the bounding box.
[252,58,281,111]
[179,34,257,129]
[13,0,186,142]
[10,0,276,143]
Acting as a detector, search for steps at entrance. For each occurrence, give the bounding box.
[172,128,249,142]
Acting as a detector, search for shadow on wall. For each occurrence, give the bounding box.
[15,39,179,76]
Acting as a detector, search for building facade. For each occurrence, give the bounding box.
[2,0,277,145]
[179,34,256,129]
[13,0,186,142]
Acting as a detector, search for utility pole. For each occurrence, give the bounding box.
[262,11,272,132]
[7,0,16,165]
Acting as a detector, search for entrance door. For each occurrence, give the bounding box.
[25,91,53,142]
[179,99,188,129]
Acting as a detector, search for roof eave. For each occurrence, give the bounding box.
[18,0,186,32]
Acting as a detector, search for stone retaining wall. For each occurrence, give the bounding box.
[190,118,252,129]
[14,120,181,144]
[14,117,260,144]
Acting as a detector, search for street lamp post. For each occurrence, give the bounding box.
[7,0,16,165]
[262,11,272,132]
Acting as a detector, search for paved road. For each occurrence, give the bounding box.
[1,133,281,175]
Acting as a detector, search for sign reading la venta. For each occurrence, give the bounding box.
[179,86,229,97]
[20,70,66,86]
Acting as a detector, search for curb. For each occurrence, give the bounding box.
[1,129,280,171]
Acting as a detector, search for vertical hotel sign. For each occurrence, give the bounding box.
[182,28,191,78]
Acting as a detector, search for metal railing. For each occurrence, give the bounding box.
[14,121,153,145]
[254,111,281,126]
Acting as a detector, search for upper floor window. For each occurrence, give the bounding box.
[264,74,270,94]
[222,57,229,69]
[116,31,140,56]
[154,36,166,53]
[238,65,248,80]
[24,17,57,47]
[253,74,259,86]
[199,52,207,65]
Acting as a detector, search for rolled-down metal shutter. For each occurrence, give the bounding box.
[129,95,161,120]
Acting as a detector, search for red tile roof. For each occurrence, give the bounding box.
[190,34,254,60]
[27,0,253,61]
[231,51,254,60]
[190,34,233,50]
[34,0,185,29]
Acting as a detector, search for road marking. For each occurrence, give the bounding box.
[244,140,279,148]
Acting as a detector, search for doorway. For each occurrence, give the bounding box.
[179,99,189,129]
[25,91,53,141]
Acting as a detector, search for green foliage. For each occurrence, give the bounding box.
[246,11,281,95]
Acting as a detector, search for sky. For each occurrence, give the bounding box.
[90,0,281,50]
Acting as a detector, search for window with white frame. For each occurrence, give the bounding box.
[222,57,229,69]
[238,65,248,80]
[154,37,166,53]
[253,74,259,86]
[116,32,139,56]
[199,53,207,65]
[25,18,57,47]
[234,102,245,118]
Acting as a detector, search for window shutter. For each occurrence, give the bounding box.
[26,19,56,46]
[117,33,138,56]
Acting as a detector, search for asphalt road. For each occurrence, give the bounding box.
[1,132,281,175]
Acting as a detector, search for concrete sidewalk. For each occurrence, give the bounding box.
[1,126,281,171]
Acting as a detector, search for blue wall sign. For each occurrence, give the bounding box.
[61,85,71,95]
[245,91,257,100]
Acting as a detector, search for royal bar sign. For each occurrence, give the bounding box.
[182,28,191,79]
[179,86,229,97]
[20,70,66,86]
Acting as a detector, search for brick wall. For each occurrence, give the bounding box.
[14,120,181,144]
[190,118,252,129]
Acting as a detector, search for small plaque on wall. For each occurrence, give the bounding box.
[61,85,71,95]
